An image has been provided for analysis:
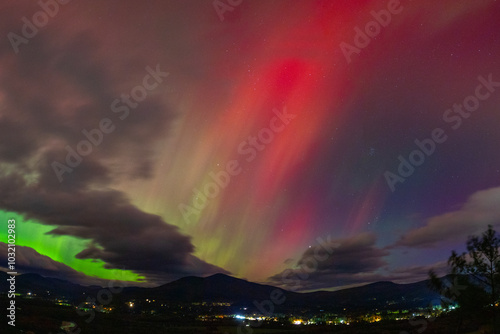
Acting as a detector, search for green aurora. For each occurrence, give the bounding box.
[0,210,142,283]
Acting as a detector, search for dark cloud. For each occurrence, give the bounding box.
[267,233,451,291]
[0,6,227,284]
[395,187,500,248]
[0,173,228,283]
[0,30,173,186]
[267,233,389,291]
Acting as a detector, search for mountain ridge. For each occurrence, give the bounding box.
[0,270,445,312]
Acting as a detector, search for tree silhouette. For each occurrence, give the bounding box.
[430,225,500,334]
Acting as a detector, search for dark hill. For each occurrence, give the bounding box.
[0,271,445,312]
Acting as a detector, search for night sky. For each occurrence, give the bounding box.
[1,0,500,291]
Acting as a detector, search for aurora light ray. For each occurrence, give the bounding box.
[0,0,499,290]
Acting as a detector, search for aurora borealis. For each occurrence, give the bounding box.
[1,0,500,291]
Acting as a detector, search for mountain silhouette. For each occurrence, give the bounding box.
[0,271,443,312]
